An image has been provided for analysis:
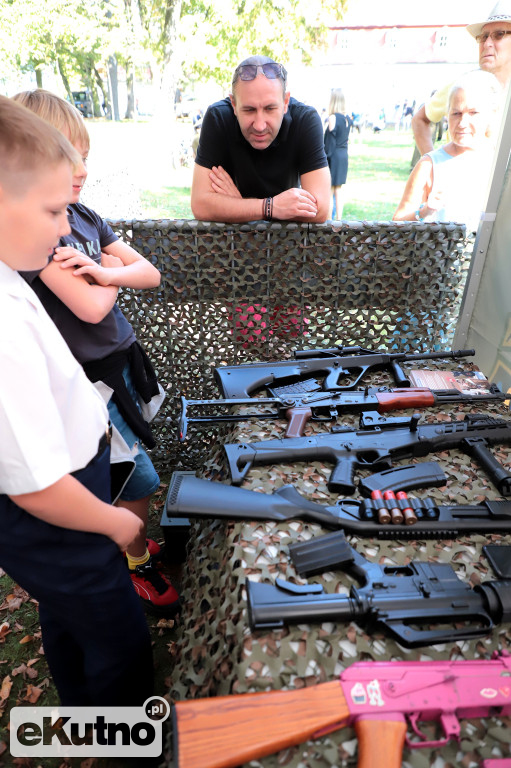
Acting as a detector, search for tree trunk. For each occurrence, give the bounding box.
[125,63,135,119]
[84,59,102,118]
[108,56,121,121]
[94,66,110,119]
[35,69,43,88]
[57,58,73,103]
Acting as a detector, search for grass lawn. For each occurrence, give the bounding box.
[343,131,413,220]
[136,128,415,221]
[141,185,192,219]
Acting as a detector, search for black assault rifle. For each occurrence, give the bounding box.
[163,469,511,539]
[214,346,476,397]
[223,413,511,494]
[246,532,511,646]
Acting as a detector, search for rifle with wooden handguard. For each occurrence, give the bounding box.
[163,469,511,538]
[179,382,506,439]
[172,651,511,768]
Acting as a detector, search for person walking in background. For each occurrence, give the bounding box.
[393,70,501,233]
[324,88,352,220]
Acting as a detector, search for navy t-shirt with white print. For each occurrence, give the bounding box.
[21,204,135,364]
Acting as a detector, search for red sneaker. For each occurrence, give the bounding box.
[129,558,180,616]
[146,538,162,558]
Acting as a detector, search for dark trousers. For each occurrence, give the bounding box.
[0,448,153,706]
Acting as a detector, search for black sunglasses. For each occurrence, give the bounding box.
[232,62,287,85]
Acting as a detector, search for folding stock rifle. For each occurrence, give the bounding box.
[223,413,511,495]
[179,382,505,440]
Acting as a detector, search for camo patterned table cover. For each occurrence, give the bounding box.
[167,363,511,768]
[107,219,470,473]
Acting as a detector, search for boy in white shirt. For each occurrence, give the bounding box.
[0,95,153,705]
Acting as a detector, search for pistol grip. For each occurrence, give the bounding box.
[355,716,407,768]
[328,456,357,493]
[285,406,312,438]
[324,366,366,390]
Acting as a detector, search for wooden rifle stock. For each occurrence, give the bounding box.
[173,680,406,768]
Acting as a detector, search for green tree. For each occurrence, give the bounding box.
[1,0,126,114]
[0,0,20,86]
[1,0,346,116]
[136,0,346,108]
[180,0,347,90]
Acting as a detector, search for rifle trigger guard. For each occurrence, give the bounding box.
[275,577,324,596]
[406,711,459,749]
[333,498,362,519]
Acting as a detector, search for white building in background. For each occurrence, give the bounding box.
[291,0,486,119]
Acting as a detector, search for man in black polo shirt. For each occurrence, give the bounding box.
[191,55,331,223]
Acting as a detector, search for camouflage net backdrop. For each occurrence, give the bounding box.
[108,218,470,472]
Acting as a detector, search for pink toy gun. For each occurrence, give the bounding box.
[173,651,511,768]
[482,762,511,767]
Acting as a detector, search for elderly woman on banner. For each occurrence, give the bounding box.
[393,70,502,233]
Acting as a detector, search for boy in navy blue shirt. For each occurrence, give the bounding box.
[0,95,153,705]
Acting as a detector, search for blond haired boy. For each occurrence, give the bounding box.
[0,95,153,705]
[13,89,179,615]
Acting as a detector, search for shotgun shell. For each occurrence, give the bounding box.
[396,491,418,526]
[370,490,391,524]
[383,490,404,525]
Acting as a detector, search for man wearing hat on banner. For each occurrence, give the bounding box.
[413,1,511,156]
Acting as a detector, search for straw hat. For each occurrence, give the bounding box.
[467,0,511,39]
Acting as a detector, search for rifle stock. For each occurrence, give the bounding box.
[163,471,511,538]
[173,681,406,768]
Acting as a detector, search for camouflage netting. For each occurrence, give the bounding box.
[106,219,510,768]
[108,218,470,472]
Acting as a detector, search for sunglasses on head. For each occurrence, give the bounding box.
[476,29,511,43]
[232,62,287,84]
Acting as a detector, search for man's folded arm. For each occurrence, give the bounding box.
[191,163,264,222]
[191,163,331,223]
